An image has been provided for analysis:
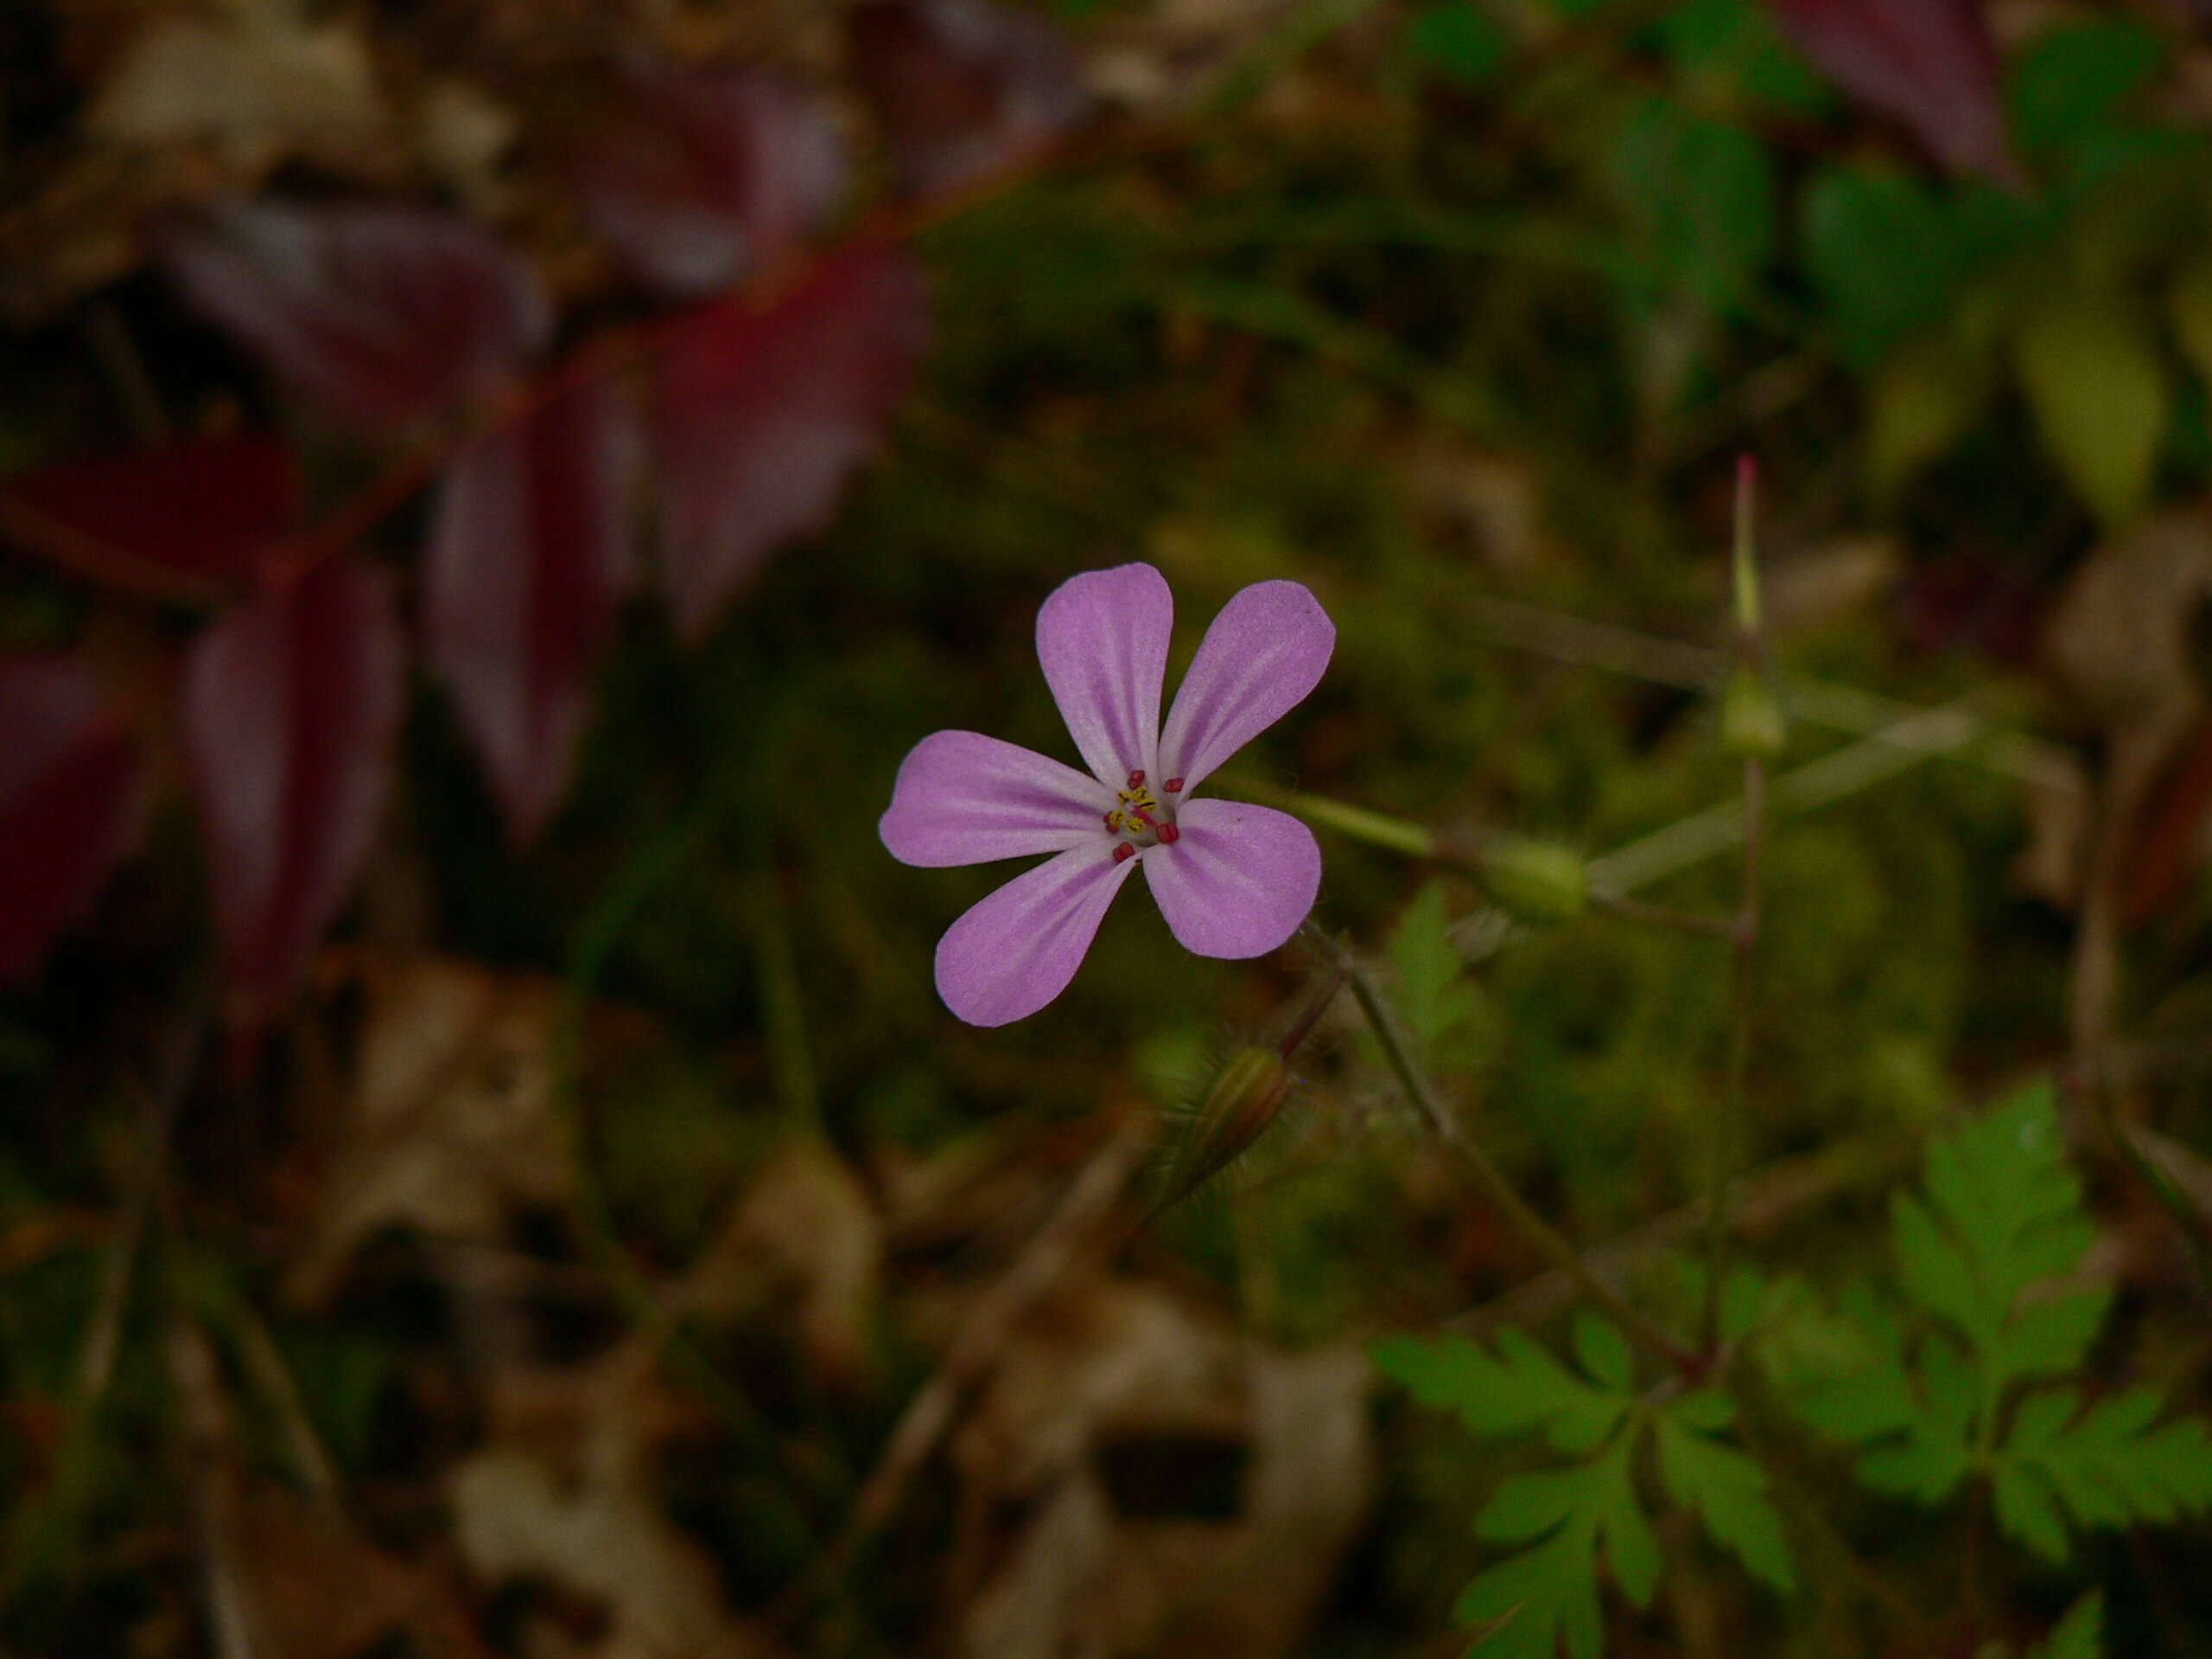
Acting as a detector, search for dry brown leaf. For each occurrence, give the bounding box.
[287,956,574,1306]
[90,6,392,172]
[948,1272,1374,1659]
[681,1135,880,1389]
[229,1484,438,1659]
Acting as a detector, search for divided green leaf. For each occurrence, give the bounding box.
[2031,1590,2104,1659]
[1388,880,1486,1071]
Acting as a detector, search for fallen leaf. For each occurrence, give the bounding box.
[425,379,638,843]
[1765,0,2020,184]
[947,1272,1374,1659]
[0,654,145,978]
[651,240,928,642]
[181,556,406,1016]
[682,1135,880,1387]
[287,955,573,1305]
[848,0,1087,196]
[566,62,846,297]
[90,8,391,175]
[163,200,548,434]
[0,431,300,599]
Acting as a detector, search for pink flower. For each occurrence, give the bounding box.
[881,563,1335,1026]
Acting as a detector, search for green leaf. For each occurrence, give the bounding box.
[1649,0,1830,114]
[2013,298,2169,528]
[1802,166,1955,364]
[2008,20,2168,160]
[1789,1309,1974,1503]
[1462,1436,1653,1655]
[1570,1312,1633,1394]
[1609,96,1775,313]
[1370,1328,1627,1452]
[1408,0,1510,87]
[1388,880,1484,1070]
[1653,1411,1796,1592]
[1897,1082,2106,1395]
[1865,335,1991,503]
[2031,1591,2105,1659]
[2169,259,2212,391]
[1993,1387,2212,1562]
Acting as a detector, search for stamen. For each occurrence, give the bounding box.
[1127,770,1146,788]
[1164,777,1184,793]
[1128,805,1179,844]
[1111,842,1136,863]
[1103,810,1124,831]
[1158,822,1179,842]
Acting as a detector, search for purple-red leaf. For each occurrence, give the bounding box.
[652,241,928,643]
[181,556,404,1010]
[0,432,299,597]
[848,0,1086,196]
[425,380,637,843]
[1765,0,2018,184]
[567,64,847,297]
[0,655,146,979]
[162,200,549,433]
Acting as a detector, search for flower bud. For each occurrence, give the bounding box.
[1719,664,1786,758]
[1479,838,1586,925]
[1157,1044,1293,1210]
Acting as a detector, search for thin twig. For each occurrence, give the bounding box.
[1311,924,1701,1375]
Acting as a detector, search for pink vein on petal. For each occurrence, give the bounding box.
[934,842,1137,1026]
[1142,798,1319,959]
[880,729,1112,867]
[1035,563,1170,785]
[1157,579,1333,793]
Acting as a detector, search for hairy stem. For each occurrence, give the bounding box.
[1310,923,1701,1374]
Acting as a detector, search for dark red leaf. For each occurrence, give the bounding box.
[652,241,928,643]
[847,0,1086,196]
[567,64,847,297]
[162,200,549,433]
[425,380,637,843]
[1765,0,2018,184]
[181,556,404,1010]
[0,655,145,979]
[0,432,299,598]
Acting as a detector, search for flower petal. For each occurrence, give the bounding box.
[1157,580,1333,792]
[935,843,1137,1025]
[1142,798,1319,960]
[881,730,1110,867]
[1035,563,1170,786]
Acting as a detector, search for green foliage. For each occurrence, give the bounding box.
[2009,20,2169,162]
[1608,96,1774,314]
[2012,299,2169,528]
[1374,1312,1791,1653]
[1408,0,1510,88]
[1648,0,1829,115]
[1783,1082,2212,1561]
[2032,1591,2104,1659]
[1386,880,1487,1071]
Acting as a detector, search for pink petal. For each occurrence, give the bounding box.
[162,200,548,433]
[1765,0,2017,185]
[1141,798,1319,960]
[425,379,638,844]
[181,556,405,1013]
[1035,562,1171,787]
[567,64,847,296]
[934,842,1136,1025]
[652,239,929,643]
[881,729,1111,867]
[0,432,298,597]
[0,655,145,979]
[1157,580,1334,792]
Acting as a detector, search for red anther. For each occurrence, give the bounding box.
[1157,822,1179,843]
[1103,810,1120,830]
[1111,842,1135,863]
[1127,770,1146,788]
[1163,777,1184,792]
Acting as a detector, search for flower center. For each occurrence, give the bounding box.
[1102,770,1181,861]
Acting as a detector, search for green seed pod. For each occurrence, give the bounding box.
[1719,663,1787,759]
[1480,838,1587,925]
[1157,1044,1293,1211]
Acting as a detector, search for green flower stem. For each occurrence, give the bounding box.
[1231,778,1732,941]
[1309,923,1701,1376]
